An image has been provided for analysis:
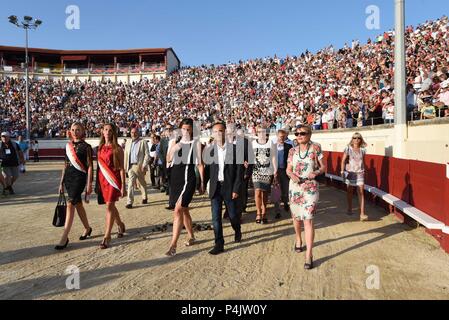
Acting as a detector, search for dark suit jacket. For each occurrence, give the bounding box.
[235,136,254,178]
[205,143,244,201]
[277,142,293,169]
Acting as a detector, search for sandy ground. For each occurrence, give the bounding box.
[0,161,449,300]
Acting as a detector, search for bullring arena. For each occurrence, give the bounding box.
[2,9,449,300]
[1,121,449,300]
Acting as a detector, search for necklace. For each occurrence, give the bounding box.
[298,143,311,160]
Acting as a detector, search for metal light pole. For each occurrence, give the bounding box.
[8,15,42,142]
[393,0,407,158]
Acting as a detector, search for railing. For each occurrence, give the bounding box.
[1,63,166,75]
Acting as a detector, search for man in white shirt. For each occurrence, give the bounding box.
[204,122,244,255]
[124,127,151,209]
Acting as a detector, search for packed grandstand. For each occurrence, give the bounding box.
[1,16,449,138]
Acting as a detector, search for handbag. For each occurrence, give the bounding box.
[270,183,281,203]
[52,192,67,227]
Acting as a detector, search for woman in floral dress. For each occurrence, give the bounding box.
[286,125,326,270]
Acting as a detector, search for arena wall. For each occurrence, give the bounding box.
[308,118,449,165]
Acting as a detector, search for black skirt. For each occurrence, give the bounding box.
[169,163,196,208]
[64,167,87,205]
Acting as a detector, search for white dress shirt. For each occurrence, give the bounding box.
[217,143,227,182]
[130,139,140,165]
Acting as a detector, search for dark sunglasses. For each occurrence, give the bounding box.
[295,132,309,137]
[353,137,362,140]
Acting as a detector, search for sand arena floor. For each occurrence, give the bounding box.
[1,162,449,300]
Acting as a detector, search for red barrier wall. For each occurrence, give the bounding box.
[324,151,449,253]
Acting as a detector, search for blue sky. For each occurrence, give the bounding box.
[1,0,448,66]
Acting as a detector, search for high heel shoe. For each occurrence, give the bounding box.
[184,238,196,247]
[304,256,314,270]
[100,237,111,250]
[255,215,261,224]
[55,238,69,250]
[294,242,304,253]
[360,214,369,222]
[165,246,176,257]
[117,222,126,238]
[261,215,268,224]
[79,227,92,241]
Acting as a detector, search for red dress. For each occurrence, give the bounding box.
[98,145,122,203]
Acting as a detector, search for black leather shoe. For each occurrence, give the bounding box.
[79,227,92,241]
[275,213,282,219]
[284,204,290,212]
[55,238,69,250]
[165,206,175,210]
[235,231,242,243]
[125,204,133,209]
[208,246,224,255]
[142,199,148,204]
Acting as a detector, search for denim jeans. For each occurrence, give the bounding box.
[211,183,241,248]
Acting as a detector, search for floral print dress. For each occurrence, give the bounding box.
[287,142,323,221]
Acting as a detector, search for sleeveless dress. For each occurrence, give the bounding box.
[287,142,323,221]
[98,145,122,203]
[169,140,198,208]
[64,141,92,205]
[252,139,276,192]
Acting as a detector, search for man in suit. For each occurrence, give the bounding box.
[235,128,254,217]
[204,122,244,255]
[124,127,151,209]
[274,128,292,218]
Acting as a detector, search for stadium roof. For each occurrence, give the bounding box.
[0,45,180,64]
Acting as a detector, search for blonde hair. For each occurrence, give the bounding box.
[348,132,367,148]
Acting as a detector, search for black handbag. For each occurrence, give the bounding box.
[52,192,67,227]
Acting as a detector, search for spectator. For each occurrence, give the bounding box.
[0,131,24,195]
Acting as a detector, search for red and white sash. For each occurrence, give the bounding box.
[66,143,87,174]
[98,154,121,191]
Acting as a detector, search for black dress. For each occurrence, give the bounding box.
[64,141,92,205]
[169,140,198,208]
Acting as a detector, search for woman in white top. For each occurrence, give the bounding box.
[340,133,368,221]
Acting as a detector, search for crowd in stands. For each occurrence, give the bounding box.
[1,16,449,138]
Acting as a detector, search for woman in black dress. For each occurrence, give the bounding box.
[55,123,94,250]
[165,118,205,256]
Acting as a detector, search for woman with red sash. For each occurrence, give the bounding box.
[97,123,126,249]
[55,123,94,250]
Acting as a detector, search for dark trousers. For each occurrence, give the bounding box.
[211,183,241,248]
[278,168,290,205]
[236,177,249,215]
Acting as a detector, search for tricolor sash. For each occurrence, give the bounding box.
[98,155,121,191]
[66,143,87,174]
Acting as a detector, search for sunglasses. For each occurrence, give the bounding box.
[353,137,362,140]
[295,132,309,137]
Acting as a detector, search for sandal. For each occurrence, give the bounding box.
[304,256,314,270]
[184,238,196,247]
[117,222,126,238]
[294,241,304,253]
[261,215,268,224]
[100,237,111,250]
[255,215,261,224]
[165,246,176,257]
[360,214,369,222]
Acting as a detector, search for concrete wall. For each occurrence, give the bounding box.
[306,118,449,164]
